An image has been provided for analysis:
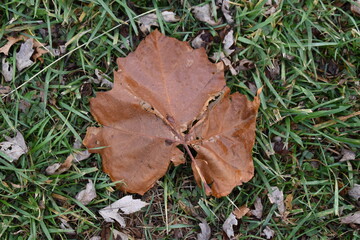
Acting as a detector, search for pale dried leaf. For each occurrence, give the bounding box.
[268,187,285,215]
[222,213,237,238]
[233,205,250,219]
[262,226,275,239]
[191,31,208,49]
[75,180,97,205]
[197,220,211,240]
[221,0,234,24]
[94,69,113,88]
[349,184,360,202]
[0,130,28,162]
[192,4,221,26]
[223,30,234,56]
[45,155,74,175]
[0,85,11,94]
[59,218,76,235]
[112,229,129,240]
[138,13,158,34]
[251,197,263,219]
[236,59,255,71]
[89,237,101,240]
[340,211,360,224]
[16,39,34,71]
[73,150,91,162]
[99,195,148,227]
[351,0,360,16]
[264,0,281,16]
[2,58,13,82]
[210,52,237,75]
[138,11,180,34]
[161,11,180,22]
[340,149,356,162]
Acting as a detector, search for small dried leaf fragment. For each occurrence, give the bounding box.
[197,220,211,240]
[351,0,360,16]
[340,149,356,162]
[192,4,221,26]
[262,226,275,239]
[59,218,76,235]
[340,211,360,224]
[268,187,285,215]
[0,130,28,162]
[349,184,360,202]
[99,195,148,227]
[233,205,250,219]
[138,11,180,34]
[221,0,234,24]
[222,213,237,238]
[2,58,13,82]
[84,30,260,197]
[0,85,11,94]
[251,197,263,219]
[75,180,97,205]
[16,39,34,71]
[223,29,234,56]
[46,155,74,175]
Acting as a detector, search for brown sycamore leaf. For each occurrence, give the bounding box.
[83,30,260,197]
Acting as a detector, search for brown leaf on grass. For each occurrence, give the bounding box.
[284,194,293,211]
[83,30,260,197]
[233,205,250,219]
[0,85,11,94]
[191,30,213,49]
[0,35,26,55]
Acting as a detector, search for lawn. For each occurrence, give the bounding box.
[0,0,359,239]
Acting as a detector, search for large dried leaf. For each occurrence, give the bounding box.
[84,30,260,197]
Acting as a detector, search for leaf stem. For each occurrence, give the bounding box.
[183,144,212,195]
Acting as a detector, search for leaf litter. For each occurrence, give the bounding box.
[251,197,263,219]
[0,130,28,162]
[192,4,221,26]
[75,179,97,205]
[268,186,285,215]
[197,220,211,240]
[138,11,180,34]
[45,139,91,175]
[222,213,237,239]
[84,30,260,197]
[2,58,13,82]
[99,195,148,227]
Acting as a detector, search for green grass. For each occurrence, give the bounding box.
[0,0,359,239]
